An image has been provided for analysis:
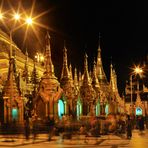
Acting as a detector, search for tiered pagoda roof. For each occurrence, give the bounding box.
[37,32,61,103]
[60,44,74,99]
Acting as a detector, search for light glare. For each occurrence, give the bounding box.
[14,13,20,20]
[26,17,33,25]
[135,67,143,74]
[0,13,3,19]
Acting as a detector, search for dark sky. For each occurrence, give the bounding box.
[1,0,148,94]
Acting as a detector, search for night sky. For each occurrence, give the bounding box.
[1,0,148,94]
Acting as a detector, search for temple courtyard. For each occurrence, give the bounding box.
[0,129,147,148]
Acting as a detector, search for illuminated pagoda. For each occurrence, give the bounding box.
[0,29,44,123]
[34,32,62,120]
[91,60,101,116]
[95,42,111,115]
[73,67,82,118]
[80,54,96,115]
[2,52,24,123]
[109,62,125,113]
[0,28,124,123]
[60,45,75,116]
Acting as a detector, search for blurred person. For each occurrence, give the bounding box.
[139,115,144,132]
[126,115,132,139]
[24,118,30,140]
[79,124,86,135]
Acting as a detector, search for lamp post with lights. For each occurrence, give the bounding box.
[130,66,143,115]
[0,12,33,59]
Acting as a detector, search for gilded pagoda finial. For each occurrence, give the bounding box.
[80,54,95,115]
[44,31,55,77]
[92,59,99,87]
[84,53,88,69]
[83,53,90,84]
[97,33,101,58]
[96,34,108,84]
[61,41,70,80]
[74,67,78,86]
[3,58,20,98]
[45,31,50,46]
[69,63,73,81]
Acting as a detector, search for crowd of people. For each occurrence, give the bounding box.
[3,113,147,141]
[78,114,148,139]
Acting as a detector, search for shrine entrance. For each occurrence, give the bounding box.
[12,108,18,121]
[58,99,65,119]
[76,99,82,119]
[136,107,142,116]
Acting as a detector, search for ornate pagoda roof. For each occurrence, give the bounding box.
[96,43,108,85]
[37,32,61,102]
[60,44,74,98]
[80,54,95,102]
[3,57,20,98]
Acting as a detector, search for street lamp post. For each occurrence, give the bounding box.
[130,74,133,114]
[130,66,143,115]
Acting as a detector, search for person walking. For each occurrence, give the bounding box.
[139,115,145,132]
[146,115,148,129]
[32,116,38,143]
[126,115,132,139]
[46,116,55,141]
[24,118,30,140]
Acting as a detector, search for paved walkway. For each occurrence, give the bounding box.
[0,129,147,147]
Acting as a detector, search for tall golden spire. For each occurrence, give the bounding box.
[110,62,115,92]
[36,32,61,119]
[43,31,55,78]
[110,62,122,105]
[3,38,20,97]
[83,53,90,85]
[3,58,20,98]
[96,34,108,84]
[78,71,82,87]
[3,52,23,123]
[74,67,79,88]
[61,44,70,80]
[80,53,95,115]
[69,63,73,81]
[60,44,74,114]
[92,60,100,89]
[60,42,73,88]
[110,62,118,93]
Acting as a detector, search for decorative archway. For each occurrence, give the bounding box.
[58,99,65,119]
[12,108,18,121]
[96,100,100,116]
[136,107,142,116]
[105,104,109,116]
[76,97,82,119]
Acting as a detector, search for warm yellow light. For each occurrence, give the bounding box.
[35,53,44,62]
[0,13,3,20]
[134,67,143,74]
[14,13,20,20]
[26,17,33,25]
[40,55,44,62]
